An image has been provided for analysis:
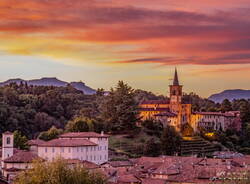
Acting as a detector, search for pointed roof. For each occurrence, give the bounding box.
[173,68,179,86]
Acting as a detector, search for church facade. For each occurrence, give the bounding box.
[139,69,191,132]
[139,69,241,133]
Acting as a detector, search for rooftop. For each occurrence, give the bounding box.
[39,138,97,147]
[59,132,109,138]
[4,150,42,163]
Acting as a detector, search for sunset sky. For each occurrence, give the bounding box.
[0,0,250,97]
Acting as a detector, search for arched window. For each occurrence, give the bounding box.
[6,137,11,145]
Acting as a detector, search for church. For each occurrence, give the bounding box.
[139,69,241,133]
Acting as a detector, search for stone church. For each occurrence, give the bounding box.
[139,69,241,133]
[139,69,191,132]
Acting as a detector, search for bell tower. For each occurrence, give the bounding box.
[2,131,14,161]
[169,68,182,104]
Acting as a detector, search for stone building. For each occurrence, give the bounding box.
[139,69,241,133]
[139,68,192,132]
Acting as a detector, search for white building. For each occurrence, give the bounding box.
[37,132,109,165]
[1,131,109,182]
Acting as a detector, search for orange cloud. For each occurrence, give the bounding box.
[0,0,250,67]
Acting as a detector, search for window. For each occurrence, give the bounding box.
[86,147,88,152]
[6,137,11,144]
[52,148,55,153]
[77,147,79,152]
[45,147,47,153]
[61,148,64,153]
[68,148,71,153]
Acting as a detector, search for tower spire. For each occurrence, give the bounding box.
[173,67,179,86]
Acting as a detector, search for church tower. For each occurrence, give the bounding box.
[169,68,182,105]
[2,131,14,161]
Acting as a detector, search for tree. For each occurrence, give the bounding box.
[141,119,163,137]
[99,81,139,133]
[65,117,91,132]
[161,126,182,155]
[15,158,106,184]
[144,138,161,156]
[14,130,29,150]
[221,99,232,112]
[38,126,63,141]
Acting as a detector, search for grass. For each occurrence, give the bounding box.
[109,130,159,158]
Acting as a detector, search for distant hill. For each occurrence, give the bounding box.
[209,89,250,103]
[0,77,96,95]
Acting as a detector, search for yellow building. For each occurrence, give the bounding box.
[139,69,191,132]
[139,69,242,133]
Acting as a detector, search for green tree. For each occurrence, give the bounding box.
[15,158,106,184]
[220,99,232,112]
[144,138,161,156]
[99,81,139,133]
[38,126,63,141]
[161,126,181,155]
[141,119,163,137]
[65,117,91,132]
[14,130,29,150]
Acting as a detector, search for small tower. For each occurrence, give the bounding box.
[2,131,14,161]
[169,68,182,104]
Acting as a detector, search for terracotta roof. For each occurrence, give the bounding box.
[4,150,41,163]
[39,138,97,147]
[140,100,169,105]
[139,108,170,112]
[194,112,225,116]
[4,167,23,172]
[109,160,133,167]
[118,174,141,183]
[66,159,100,169]
[142,178,166,184]
[28,139,45,146]
[60,132,109,138]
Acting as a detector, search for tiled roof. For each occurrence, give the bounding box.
[142,178,166,184]
[28,139,45,146]
[140,100,169,105]
[4,150,41,163]
[109,160,133,167]
[118,174,141,183]
[66,159,100,169]
[139,108,170,112]
[59,132,109,138]
[39,138,97,147]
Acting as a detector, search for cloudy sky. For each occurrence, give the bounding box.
[0,0,250,97]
